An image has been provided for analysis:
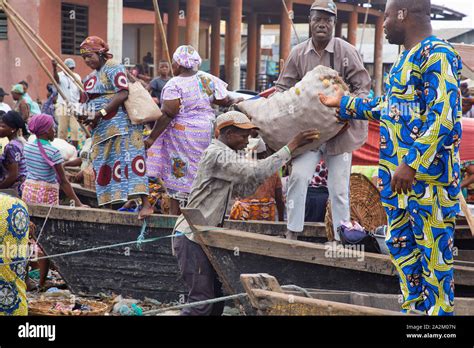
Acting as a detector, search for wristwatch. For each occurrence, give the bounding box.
[99,108,108,117]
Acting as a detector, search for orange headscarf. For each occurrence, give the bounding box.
[79,36,113,59]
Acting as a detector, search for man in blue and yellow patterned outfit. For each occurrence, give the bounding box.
[320,0,462,315]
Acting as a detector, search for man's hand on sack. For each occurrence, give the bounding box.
[287,129,320,153]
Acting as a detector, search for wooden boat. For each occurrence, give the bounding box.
[27,204,326,301]
[60,184,99,208]
[179,208,474,317]
[27,203,474,305]
[241,273,474,316]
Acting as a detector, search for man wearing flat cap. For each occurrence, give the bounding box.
[276,0,371,241]
[172,111,318,315]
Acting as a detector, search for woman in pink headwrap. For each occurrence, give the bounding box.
[79,36,153,219]
[21,114,85,207]
[144,45,241,214]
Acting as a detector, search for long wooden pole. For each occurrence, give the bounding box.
[152,0,174,76]
[460,195,474,237]
[3,0,84,92]
[4,8,90,137]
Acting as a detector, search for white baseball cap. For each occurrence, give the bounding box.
[64,58,76,68]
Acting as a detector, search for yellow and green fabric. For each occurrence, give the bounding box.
[339,36,462,315]
[0,194,29,316]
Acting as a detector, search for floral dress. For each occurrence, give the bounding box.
[0,193,29,315]
[0,139,26,196]
[146,71,228,201]
[83,60,148,206]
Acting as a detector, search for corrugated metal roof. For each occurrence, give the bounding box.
[433,28,474,41]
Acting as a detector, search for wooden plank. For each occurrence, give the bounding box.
[240,273,283,309]
[198,227,398,276]
[181,208,242,305]
[197,227,474,286]
[28,205,327,238]
[30,215,186,301]
[248,289,404,316]
[287,289,474,315]
[28,204,177,229]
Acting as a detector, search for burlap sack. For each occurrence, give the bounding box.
[125,81,163,125]
[237,65,348,156]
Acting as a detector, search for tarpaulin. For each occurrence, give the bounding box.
[353,118,474,165]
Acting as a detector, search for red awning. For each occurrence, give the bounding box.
[352,118,474,165]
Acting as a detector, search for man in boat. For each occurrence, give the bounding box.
[319,0,462,316]
[275,0,371,241]
[172,111,319,315]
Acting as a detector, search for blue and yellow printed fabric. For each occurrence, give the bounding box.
[339,36,462,316]
[0,194,30,316]
[340,36,462,212]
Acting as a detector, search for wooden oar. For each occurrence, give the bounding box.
[2,0,84,92]
[460,195,474,237]
[152,0,174,76]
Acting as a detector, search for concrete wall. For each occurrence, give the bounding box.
[123,25,138,64]
[0,0,108,105]
[0,0,41,107]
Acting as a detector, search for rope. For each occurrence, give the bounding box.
[143,293,248,315]
[136,219,148,250]
[0,226,224,267]
[31,204,53,249]
[280,284,313,298]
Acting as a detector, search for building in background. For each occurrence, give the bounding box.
[0,0,466,108]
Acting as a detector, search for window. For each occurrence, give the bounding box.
[0,11,7,40]
[61,3,88,55]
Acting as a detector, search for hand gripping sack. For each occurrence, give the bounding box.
[237,65,349,156]
[125,81,163,125]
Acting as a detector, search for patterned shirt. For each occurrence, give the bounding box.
[339,36,462,210]
[309,161,328,189]
[0,139,27,194]
[24,140,63,183]
[83,60,130,146]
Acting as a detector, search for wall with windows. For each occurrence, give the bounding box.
[0,0,107,104]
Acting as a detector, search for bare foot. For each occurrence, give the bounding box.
[138,205,154,220]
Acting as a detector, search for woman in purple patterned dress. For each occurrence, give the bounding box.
[0,111,27,196]
[145,45,240,214]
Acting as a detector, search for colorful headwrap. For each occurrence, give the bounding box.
[79,36,113,59]
[11,84,25,94]
[173,45,202,69]
[28,114,57,170]
[28,114,54,136]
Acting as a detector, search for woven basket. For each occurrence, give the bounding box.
[28,299,109,316]
[325,173,387,241]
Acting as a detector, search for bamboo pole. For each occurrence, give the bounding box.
[3,0,84,92]
[152,0,174,76]
[460,195,474,237]
[4,8,91,137]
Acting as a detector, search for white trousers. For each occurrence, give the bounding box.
[286,147,352,240]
